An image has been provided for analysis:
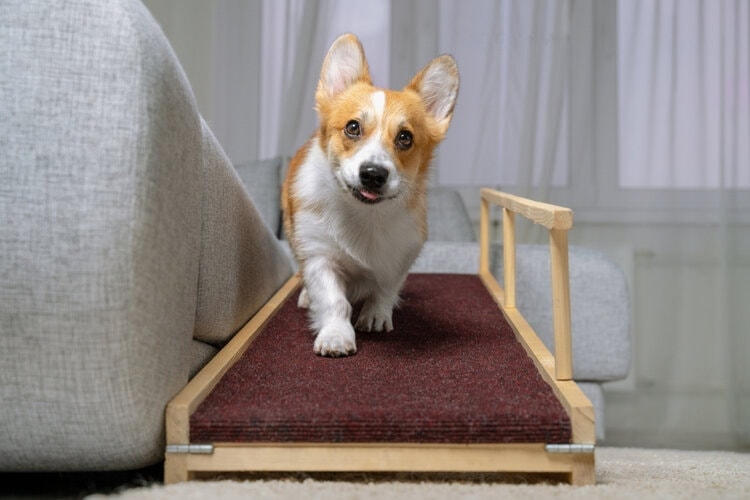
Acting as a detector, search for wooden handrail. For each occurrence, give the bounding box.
[480,189,573,231]
[479,188,574,381]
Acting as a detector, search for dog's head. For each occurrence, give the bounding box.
[315,34,459,205]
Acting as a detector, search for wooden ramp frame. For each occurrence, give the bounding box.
[165,188,595,485]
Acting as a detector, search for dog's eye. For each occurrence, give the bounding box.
[345,120,361,138]
[395,130,413,150]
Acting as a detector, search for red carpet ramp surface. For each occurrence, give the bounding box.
[190,274,572,445]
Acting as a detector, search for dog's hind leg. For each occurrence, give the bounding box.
[297,287,310,308]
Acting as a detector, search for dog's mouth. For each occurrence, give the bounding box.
[351,187,386,204]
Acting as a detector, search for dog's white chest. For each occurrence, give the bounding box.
[335,202,422,272]
[296,196,423,278]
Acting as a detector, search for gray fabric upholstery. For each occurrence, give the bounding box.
[191,341,219,379]
[0,0,291,471]
[411,241,483,274]
[193,124,292,346]
[426,187,476,241]
[508,245,631,382]
[578,383,605,440]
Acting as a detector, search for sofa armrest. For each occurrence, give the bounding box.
[0,0,205,471]
[0,0,291,471]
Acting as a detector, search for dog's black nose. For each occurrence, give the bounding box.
[359,163,389,190]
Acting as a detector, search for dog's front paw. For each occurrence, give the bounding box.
[314,322,357,357]
[355,302,394,332]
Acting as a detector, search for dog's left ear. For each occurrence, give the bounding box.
[407,55,459,135]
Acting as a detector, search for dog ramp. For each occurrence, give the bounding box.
[165,189,595,485]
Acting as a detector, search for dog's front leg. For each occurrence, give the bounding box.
[355,293,396,332]
[303,258,356,357]
[355,275,407,333]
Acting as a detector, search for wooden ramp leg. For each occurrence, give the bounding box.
[164,454,192,485]
[568,453,596,486]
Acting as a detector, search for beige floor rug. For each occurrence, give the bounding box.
[90,447,750,500]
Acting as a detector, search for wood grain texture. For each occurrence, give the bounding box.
[183,442,593,479]
[480,188,573,230]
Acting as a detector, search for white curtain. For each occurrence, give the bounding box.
[617,0,748,446]
[218,0,573,193]
[256,0,392,160]
[177,0,747,448]
[435,0,570,191]
[619,0,749,189]
[209,0,392,164]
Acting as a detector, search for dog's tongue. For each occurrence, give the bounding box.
[360,189,380,201]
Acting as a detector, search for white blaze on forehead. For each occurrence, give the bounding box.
[370,91,385,122]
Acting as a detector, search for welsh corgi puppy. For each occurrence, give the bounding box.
[282,33,459,357]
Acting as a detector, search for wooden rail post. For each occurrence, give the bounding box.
[479,189,574,381]
[479,196,491,276]
[549,228,573,380]
[502,208,516,309]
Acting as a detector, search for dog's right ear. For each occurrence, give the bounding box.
[316,34,371,105]
[406,55,459,138]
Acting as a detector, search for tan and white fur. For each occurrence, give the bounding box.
[282,34,459,357]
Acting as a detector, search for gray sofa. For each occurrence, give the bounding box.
[0,0,293,472]
[248,158,631,443]
[0,0,629,473]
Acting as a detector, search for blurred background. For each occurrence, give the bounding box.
[143,0,748,451]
